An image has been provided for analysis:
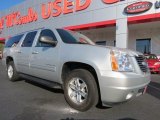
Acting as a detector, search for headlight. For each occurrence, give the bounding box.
[110,50,134,72]
[154,62,160,65]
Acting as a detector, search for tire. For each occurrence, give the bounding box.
[64,69,99,111]
[7,61,20,82]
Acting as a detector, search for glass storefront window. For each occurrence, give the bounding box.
[136,39,151,54]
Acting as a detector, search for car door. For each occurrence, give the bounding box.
[30,29,60,82]
[16,31,38,75]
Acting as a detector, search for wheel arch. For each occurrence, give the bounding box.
[6,56,14,65]
[61,61,102,103]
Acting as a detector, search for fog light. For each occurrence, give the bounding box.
[126,93,133,100]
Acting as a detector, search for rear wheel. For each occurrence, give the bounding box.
[64,69,98,111]
[7,61,20,82]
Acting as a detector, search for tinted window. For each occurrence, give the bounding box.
[57,29,94,45]
[22,31,37,47]
[37,29,57,47]
[5,34,23,48]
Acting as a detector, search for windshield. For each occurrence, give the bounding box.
[145,54,158,60]
[57,29,95,45]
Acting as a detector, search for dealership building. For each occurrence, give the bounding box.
[0,0,160,55]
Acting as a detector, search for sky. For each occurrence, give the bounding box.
[0,0,25,11]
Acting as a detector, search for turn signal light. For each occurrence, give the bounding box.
[111,51,118,71]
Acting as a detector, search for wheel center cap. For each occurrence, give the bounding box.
[75,88,81,93]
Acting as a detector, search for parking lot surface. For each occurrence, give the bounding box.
[0,60,160,120]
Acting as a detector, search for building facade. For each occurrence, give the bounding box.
[0,0,160,55]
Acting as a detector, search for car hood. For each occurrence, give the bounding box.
[98,45,143,57]
[63,44,143,58]
[146,59,159,65]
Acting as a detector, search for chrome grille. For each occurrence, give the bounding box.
[135,55,148,72]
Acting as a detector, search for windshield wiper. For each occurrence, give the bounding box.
[77,42,88,44]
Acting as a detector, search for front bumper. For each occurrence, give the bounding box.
[98,71,150,106]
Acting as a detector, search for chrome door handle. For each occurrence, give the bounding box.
[17,51,22,53]
[32,51,39,54]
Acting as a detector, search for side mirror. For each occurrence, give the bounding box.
[40,36,57,46]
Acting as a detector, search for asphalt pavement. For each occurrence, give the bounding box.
[0,60,160,120]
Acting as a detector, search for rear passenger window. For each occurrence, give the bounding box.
[5,34,24,48]
[36,29,57,47]
[22,31,37,47]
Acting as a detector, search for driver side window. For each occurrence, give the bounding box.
[37,29,57,47]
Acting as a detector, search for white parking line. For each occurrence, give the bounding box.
[149,85,160,92]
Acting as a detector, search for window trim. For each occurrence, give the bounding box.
[21,31,38,47]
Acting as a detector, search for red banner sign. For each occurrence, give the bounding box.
[5,8,38,28]
[124,1,152,14]
[0,0,92,31]
[0,18,4,30]
[41,0,91,19]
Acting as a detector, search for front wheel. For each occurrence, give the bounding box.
[64,69,99,111]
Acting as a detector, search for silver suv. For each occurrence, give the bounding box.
[2,28,151,111]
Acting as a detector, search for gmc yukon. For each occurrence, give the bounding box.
[2,28,150,111]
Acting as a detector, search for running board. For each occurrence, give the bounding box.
[20,73,62,89]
